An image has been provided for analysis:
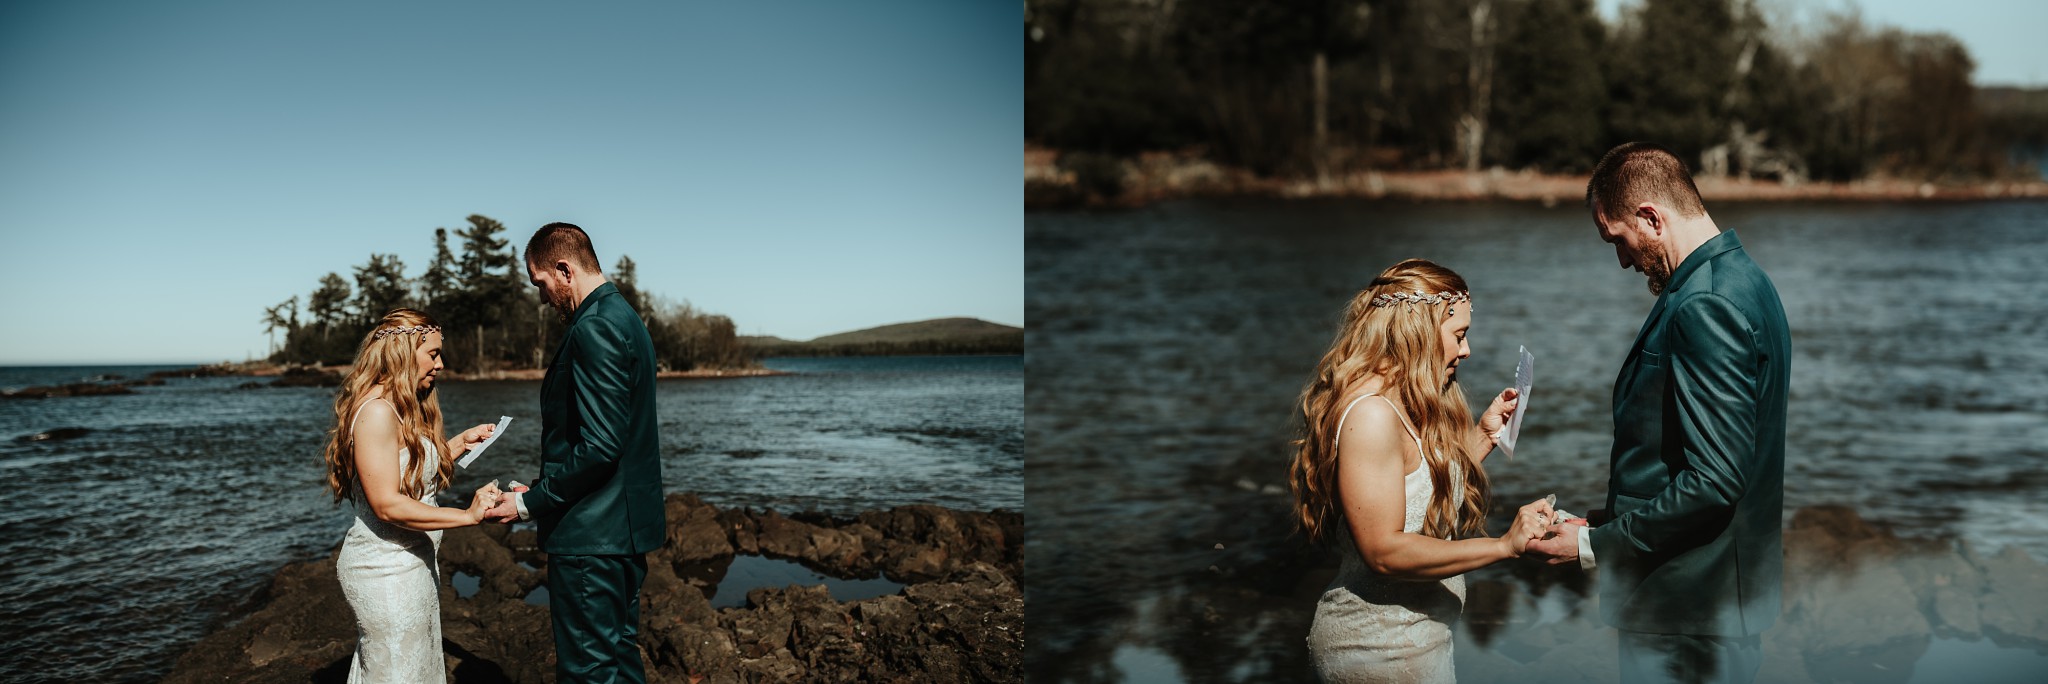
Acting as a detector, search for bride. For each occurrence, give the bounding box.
[1289,259,1553,683]
[321,308,503,683]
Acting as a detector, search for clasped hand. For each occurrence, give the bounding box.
[464,480,525,524]
[1500,497,1590,565]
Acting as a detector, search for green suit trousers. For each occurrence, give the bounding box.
[549,553,649,684]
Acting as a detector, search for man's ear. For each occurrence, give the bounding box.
[553,260,575,282]
[1635,202,1663,235]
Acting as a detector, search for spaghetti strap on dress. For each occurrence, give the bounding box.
[1306,393,1467,683]
[335,398,447,683]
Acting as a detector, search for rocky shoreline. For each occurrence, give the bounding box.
[161,494,1023,683]
[0,362,791,396]
[0,370,171,399]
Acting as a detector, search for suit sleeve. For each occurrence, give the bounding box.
[1592,292,1761,563]
[522,315,636,519]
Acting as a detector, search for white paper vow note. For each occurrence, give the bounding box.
[458,416,513,469]
[1497,346,1533,458]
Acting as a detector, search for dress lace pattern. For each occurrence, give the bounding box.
[335,403,445,684]
[1306,394,1468,683]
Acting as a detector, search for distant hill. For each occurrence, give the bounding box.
[750,317,1023,357]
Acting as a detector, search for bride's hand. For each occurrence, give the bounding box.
[1478,388,1519,440]
[456,423,496,451]
[467,482,503,523]
[1497,497,1552,558]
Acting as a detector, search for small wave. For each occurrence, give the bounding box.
[14,427,90,442]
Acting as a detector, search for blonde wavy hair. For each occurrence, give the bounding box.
[1289,259,1490,543]
[323,308,451,503]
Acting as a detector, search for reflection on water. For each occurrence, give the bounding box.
[1026,199,2048,682]
[697,554,907,608]
[1907,636,2048,684]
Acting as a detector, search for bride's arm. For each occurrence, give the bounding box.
[444,423,494,462]
[354,404,493,531]
[1339,400,1545,580]
[1464,388,1519,465]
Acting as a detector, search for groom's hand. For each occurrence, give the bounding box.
[1525,522,1581,566]
[483,497,520,524]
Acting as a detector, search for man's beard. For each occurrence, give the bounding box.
[1637,246,1672,296]
[546,289,574,321]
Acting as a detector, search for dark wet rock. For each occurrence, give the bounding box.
[666,494,735,565]
[164,494,1024,683]
[1783,561,1929,654]
[150,363,246,379]
[858,504,1022,582]
[719,506,761,555]
[1930,584,1981,635]
[160,556,355,684]
[269,367,344,388]
[1453,505,2048,684]
[753,509,817,560]
[16,427,89,442]
[439,526,540,603]
[1778,506,2048,658]
[1974,546,2048,644]
[1,382,134,399]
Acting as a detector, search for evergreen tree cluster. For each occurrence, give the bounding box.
[262,215,750,372]
[1026,0,2034,183]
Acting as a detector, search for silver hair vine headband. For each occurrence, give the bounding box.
[1369,290,1473,310]
[373,325,441,340]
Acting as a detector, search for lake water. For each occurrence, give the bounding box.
[1025,199,2048,682]
[0,354,1020,683]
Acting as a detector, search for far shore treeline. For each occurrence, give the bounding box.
[1026,0,2048,194]
[742,318,1026,358]
[263,214,749,373]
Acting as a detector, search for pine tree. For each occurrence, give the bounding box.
[419,228,458,309]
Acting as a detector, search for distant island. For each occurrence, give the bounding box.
[74,316,1022,391]
[258,214,1016,376]
[744,317,1023,357]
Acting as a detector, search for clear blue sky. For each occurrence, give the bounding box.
[0,0,1022,365]
[1597,0,2046,86]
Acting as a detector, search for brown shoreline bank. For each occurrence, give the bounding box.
[162,494,1022,683]
[1026,146,2048,210]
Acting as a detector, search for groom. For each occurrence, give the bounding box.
[1528,143,1789,684]
[485,222,666,683]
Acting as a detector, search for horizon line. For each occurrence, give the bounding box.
[2,316,1028,367]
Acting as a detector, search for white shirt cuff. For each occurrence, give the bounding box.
[512,491,531,521]
[1578,526,1597,570]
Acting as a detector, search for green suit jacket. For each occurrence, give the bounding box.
[1588,230,1789,636]
[527,281,667,556]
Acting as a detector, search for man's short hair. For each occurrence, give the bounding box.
[1586,142,1708,223]
[525,222,602,273]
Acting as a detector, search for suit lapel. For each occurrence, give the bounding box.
[1610,231,1746,405]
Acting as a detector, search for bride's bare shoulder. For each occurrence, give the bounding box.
[350,394,400,438]
[1333,396,1407,458]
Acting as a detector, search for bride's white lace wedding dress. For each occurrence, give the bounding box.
[1306,394,1468,683]
[335,399,445,683]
